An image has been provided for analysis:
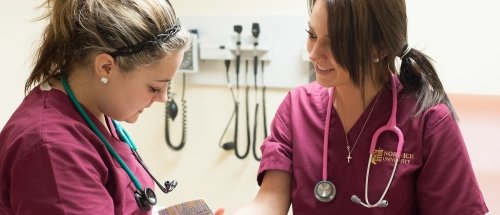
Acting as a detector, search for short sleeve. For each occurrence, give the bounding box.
[257,93,294,185]
[417,104,488,215]
[10,142,115,215]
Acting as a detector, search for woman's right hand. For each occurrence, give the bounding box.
[213,207,225,215]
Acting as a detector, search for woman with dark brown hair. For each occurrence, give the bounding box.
[235,0,488,214]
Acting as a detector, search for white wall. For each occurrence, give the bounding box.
[1,0,499,214]
[405,0,500,95]
[0,0,45,127]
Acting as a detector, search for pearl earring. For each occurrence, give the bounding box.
[100,77,108,84]
[374,58,380,63]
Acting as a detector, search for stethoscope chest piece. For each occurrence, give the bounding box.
[134,188,157,211]
[314,180,336,202]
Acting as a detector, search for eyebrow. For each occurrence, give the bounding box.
[307,22,329,38]
[307,23,318,35]
[155,79,171,83]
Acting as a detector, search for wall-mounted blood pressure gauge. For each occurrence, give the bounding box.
[179,29,199,73]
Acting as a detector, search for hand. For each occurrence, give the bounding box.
[213,207,225,215]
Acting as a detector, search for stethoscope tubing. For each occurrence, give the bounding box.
[358,75,404,208]
[322,87,334,180]
[62,76,144,191]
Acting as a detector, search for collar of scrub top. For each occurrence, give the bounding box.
[61,76,145,191]
[112,120,138,151]
[111,114,177,195]
[111,119,150,165]
[110,117,173,194]
[317,74,404,207]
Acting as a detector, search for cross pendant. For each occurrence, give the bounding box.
[347,153,352,163]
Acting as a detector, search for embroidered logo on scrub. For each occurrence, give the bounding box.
[371,148,415,165]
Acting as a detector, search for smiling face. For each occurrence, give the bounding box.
[307,0,351,88]
[95,51,184,123]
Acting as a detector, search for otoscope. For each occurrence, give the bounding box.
[234,25,242,90]
[252,23,260,80]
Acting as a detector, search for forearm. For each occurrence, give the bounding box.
[234,198,289,215]
[234,170,291,215]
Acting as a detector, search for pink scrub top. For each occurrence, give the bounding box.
[0,85,154,215]
[258,78,488,214]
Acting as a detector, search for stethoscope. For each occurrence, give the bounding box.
[314,75,404,208]
[62,76,177,211]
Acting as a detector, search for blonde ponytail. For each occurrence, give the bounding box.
[26,0,76,93]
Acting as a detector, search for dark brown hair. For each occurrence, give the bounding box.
[308,0,456,118]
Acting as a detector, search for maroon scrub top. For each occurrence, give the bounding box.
[0,85,154,215]
[258,78,488,214]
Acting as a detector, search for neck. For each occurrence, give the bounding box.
[53,69,106,126]
[334,78,384,133]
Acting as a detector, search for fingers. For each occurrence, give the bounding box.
[213,207,226,215]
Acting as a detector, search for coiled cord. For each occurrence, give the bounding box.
[165,73,187,151]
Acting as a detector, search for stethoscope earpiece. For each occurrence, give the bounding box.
[379,200,389,207]
[351,195,361,203]
[351,195,389,208]
[164,180,178,193]
[134,188,157,211]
